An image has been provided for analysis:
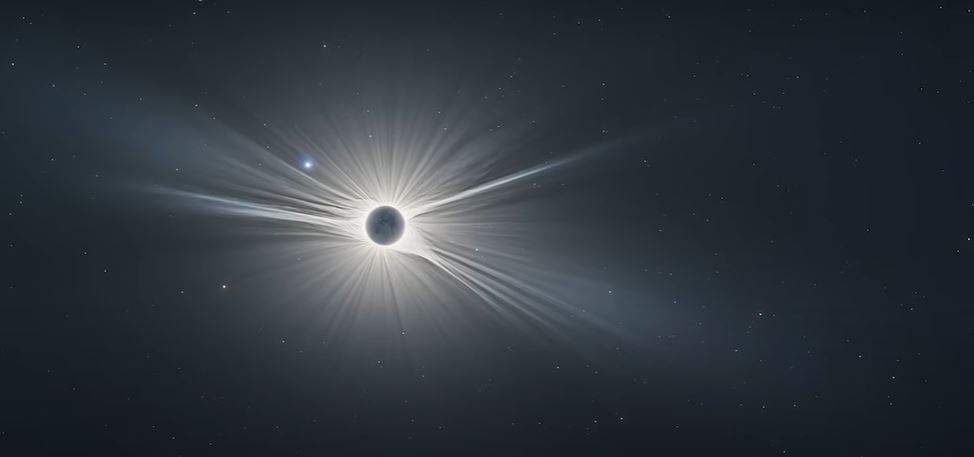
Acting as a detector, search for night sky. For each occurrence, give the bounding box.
[2,1,973,455]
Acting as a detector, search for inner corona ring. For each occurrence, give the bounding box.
[365,205,406,246]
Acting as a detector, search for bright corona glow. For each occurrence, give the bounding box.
[156,91,619,345]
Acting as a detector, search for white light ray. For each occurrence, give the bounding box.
[157,98,619,346]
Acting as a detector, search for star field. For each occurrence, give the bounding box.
[1,1,973,456]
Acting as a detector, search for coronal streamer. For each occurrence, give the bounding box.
[159,101,615,343]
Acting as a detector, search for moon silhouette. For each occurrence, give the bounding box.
[365,205,405,246]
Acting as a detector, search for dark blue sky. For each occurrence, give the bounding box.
[1,1,972,455]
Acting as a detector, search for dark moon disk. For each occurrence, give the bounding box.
[365,206,405,245]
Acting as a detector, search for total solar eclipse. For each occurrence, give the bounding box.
[365,205,405,246]
[8,2,962,455]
